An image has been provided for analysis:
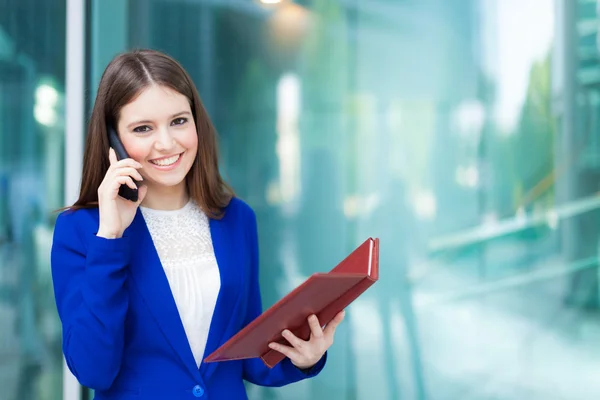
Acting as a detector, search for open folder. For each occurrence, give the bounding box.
[204,237,379,368]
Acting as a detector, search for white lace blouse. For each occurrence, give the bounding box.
[140,199,220,367]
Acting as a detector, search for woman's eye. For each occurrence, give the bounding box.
[172,117,188,126]
[133,125,152,133]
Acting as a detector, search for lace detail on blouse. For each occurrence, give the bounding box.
[140,199,220,367]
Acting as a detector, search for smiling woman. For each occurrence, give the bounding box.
[50,49,343,400]
[71,50,232,217]
[116,86,199,209]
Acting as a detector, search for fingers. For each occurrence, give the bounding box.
[107,148,143,186]
[307,315,324,339]
[323,310,345,337]
[108,166,143,192]
[112,158,142,171]
[108,147,142,170]
[281,329,306,350]
[109,147,118,165]
[115,175,137,190]
[268,341,300,360]
[113,167,143,182]
[268,328,310,363]
[269,313,345,370]
[136,185,148,204]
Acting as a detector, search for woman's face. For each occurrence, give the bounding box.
[117,85,198,192]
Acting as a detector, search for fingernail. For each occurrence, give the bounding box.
[311,315,317,321]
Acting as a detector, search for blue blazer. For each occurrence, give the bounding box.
[51,198,326,399]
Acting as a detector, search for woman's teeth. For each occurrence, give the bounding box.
[150,154,180,166]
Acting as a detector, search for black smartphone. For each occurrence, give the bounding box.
[107,124,139,202]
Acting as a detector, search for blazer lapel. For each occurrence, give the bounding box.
[127,209,201,381]
[199,214,244,379]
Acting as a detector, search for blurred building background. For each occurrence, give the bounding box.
[1,0,600,399]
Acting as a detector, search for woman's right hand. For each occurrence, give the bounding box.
[96,148,147,239]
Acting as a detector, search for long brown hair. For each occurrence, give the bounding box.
[70,49,233,218]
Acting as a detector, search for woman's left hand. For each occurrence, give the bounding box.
[268,310,345,370]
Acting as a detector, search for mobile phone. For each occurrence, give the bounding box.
[107,124,139,202]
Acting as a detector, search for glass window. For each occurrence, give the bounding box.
[88,0,600,399]
[0,1,66,399]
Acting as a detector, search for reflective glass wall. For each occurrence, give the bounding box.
[0,0,66,399]
[87,0,600,399]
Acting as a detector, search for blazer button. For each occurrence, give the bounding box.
[192,385,204,397]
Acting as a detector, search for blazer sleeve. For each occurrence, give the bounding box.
[241,207,326,387]
[50,211,131,390]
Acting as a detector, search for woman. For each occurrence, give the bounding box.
[50,49,344,399]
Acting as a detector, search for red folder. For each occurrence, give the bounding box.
[204,237,379,368]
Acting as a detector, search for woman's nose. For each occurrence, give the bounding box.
[154,127,176,151]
